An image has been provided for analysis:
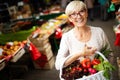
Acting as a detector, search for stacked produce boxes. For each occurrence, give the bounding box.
[28,33,55,69]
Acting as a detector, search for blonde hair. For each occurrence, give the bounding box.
[65,0,87,16]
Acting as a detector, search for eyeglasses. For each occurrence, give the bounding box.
[70,9,86,18]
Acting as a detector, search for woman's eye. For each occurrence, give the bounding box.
[80,10,85,13]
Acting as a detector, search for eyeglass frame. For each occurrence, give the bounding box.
[69,9,86,18]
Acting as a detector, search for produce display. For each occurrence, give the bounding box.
[29,14,68,40]
[0,40,26,70]
[0,41,24,61]
[40,14,68,35]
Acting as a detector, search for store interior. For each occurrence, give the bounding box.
[0,0,120,80]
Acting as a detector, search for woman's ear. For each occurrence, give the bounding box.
[68,19,74,26]
[86,10,88,18]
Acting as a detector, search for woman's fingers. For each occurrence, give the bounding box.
[83,45,96,56]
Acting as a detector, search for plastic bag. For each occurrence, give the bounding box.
[29,42,41,60]
[107,3,115,13]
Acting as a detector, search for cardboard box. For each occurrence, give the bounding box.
[41,48,53,60]
[37,42,51,52]
[29,36,49,47]
[33,56,55,69]
[37,43,53,60]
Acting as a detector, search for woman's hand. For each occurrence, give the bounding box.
[64,45,96,67]
[82,44,97,57]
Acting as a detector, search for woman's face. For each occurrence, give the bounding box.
[69,9,88,28]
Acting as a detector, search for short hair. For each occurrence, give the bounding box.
[65,0,87,16]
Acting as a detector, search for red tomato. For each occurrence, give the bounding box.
[81,58,91,68]
[92,59,101,65]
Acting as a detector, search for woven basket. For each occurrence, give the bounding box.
[60,51,108,80]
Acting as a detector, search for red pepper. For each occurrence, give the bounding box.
[92,59,101,65]
[81,58,91,68]
[55,28,62,39]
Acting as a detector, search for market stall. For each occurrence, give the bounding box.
[0,8,73,71]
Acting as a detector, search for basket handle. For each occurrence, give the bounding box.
[95,51,108,61]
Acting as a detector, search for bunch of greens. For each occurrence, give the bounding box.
[93,61,115,80]
[94,44,116,80]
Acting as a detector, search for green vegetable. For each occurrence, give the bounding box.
[93,62,104,71]
[0,27,35,45]
[94,61,116,80]
[103,61,115,80]
[94,44,116,80]
[101,45,113,59]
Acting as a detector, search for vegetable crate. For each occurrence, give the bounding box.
[10,47,25,63]
[60,51,109,80]
[0,59,5,71]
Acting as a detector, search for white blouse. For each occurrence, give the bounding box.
[55,26,110,70]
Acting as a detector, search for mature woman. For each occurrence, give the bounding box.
[55,0,113,79]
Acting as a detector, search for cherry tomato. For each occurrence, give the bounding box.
[76,67,82,72]
[83,68,88,73]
